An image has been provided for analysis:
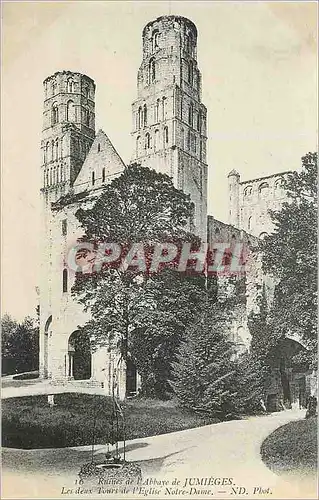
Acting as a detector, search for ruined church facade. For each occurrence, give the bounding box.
[39,15,309,405]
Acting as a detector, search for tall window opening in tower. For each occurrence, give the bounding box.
[188,103,193,126]
[137,107,142,129]
[136,136,141,156]
[143,104,147,127]
[149,58,156,83]
[197,111,201,132]
[92,171,95,186]
[152,31,160,51]
[164,126,169,146]
[155,99,160,122]
[63,269,68,293]
[145,132,151,149]
[187,60,193,85]
[55,139,59,161]
[67,78,74,93]
[162,96,166,120]
[154,129,159,151]
[66,100,75,122]
[52,103,59,125]
[84,109,90,126]
[187,130,191,150]
[102,167,106,183]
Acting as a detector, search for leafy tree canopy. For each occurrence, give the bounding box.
[261,152,317,358]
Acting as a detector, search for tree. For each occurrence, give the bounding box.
[1,315,39,374]
[72,165,200,396]
[130,271,213,398]
[262,152,317,363]
[170,300,237,417]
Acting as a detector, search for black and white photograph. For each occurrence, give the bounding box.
[1,1,318,499]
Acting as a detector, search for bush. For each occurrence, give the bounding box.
[261,417,317,475]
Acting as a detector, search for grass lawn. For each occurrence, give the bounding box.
[2,393,217,449]
[261,417,317,476]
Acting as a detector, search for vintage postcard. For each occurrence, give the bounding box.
[1,1,318,499]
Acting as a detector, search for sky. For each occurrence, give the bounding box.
[1,1,318,320]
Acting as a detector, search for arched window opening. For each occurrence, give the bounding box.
[215,227,220,235]
[164,126,169,145]
[92,171,95,186]
[258,182,269,195]
[51,141,55,162]
[46,171,49,186]
[152,31,160,51]
[154,129,160,151]
[187,130,191,150]
[188,103,193,126]
[52,81,57,96]
[83,86,89,98]
[155,99,160,122]
[248,216,252,231]
[275,180,282,191]
[66,100,75,122]
[162,96,166,119]
[197,111,201,132]
[55,139,59,161]
[136,136,141,157]
[97,143,101,153]
[67,78,74,93]
[244,186,252,196]
[259,232,268,240]
[193,136,197,153]
[149,58,156,83]
[84,109,90,127]
[138,107,142,129]
[145,132,151,149]
[63,269,68,293]
[102,167,106,183]
[187,60,193,85]
[143,104,147,127]
[52,103,59,125]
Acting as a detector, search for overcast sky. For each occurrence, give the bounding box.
[2,1,317,320]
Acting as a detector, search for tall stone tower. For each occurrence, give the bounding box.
[41,71,96,204]
[39,71,96,378]
[131,16,208,239]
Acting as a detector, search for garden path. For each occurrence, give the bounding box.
[2,381,316,499]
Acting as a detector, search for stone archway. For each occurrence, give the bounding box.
[267,338,311,410]
[68,330,91,380]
